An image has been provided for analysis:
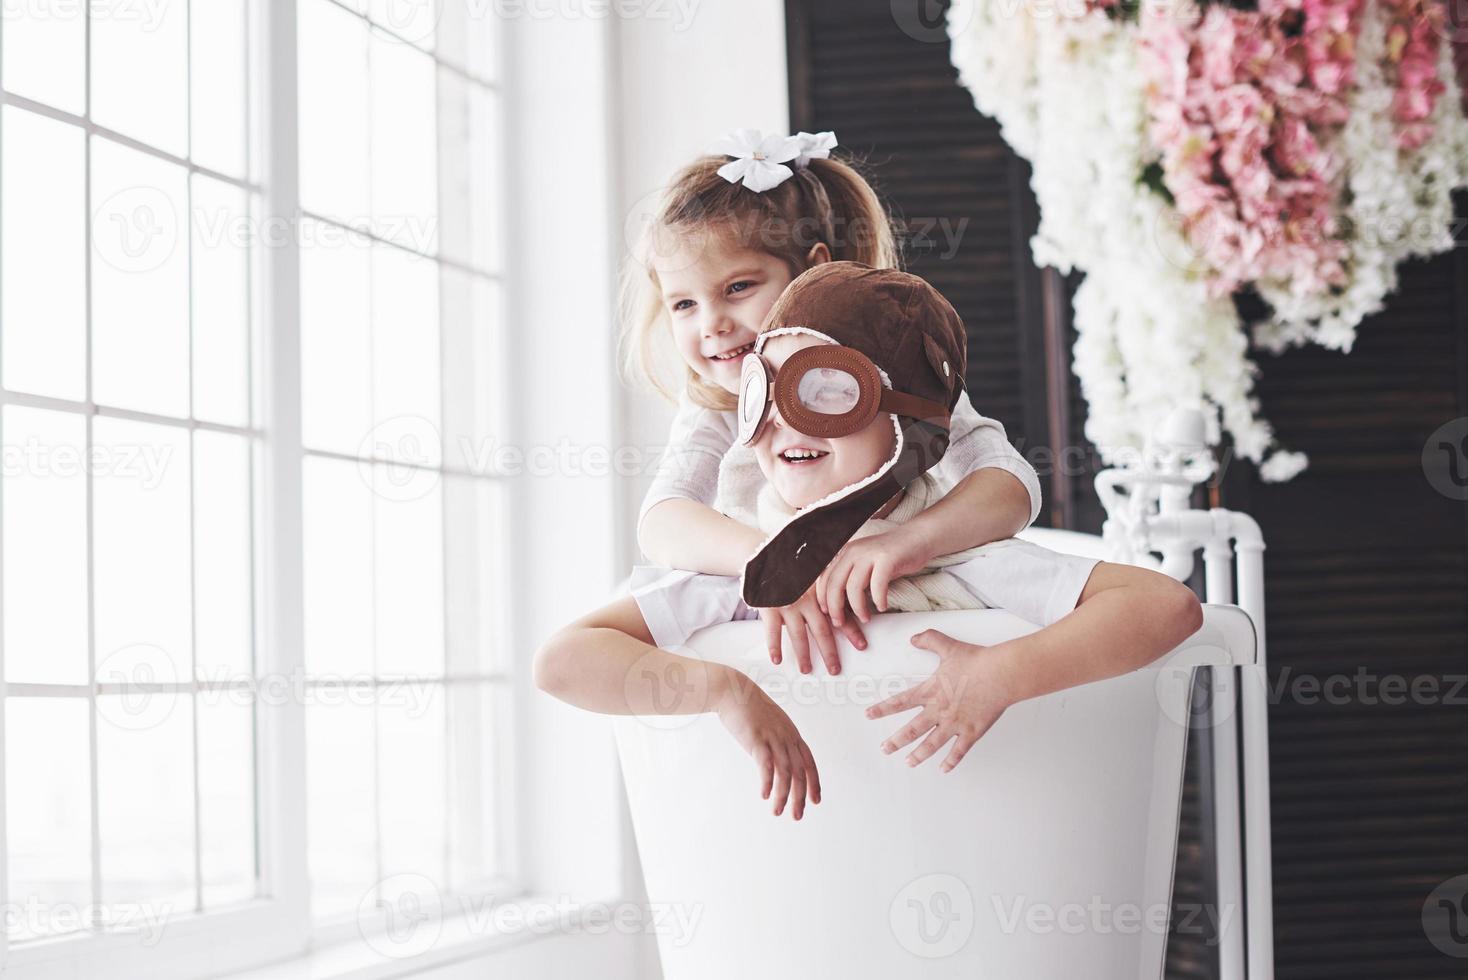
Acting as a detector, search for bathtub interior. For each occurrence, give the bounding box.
[613,603,1256,979]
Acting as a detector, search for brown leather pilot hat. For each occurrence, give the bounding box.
[740,261,968,608]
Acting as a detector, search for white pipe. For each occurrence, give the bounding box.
[1116,506,1273,979]
[1202,523,1244,980]
[1232,518,1275,980]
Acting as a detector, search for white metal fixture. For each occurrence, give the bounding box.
[1095,406,1275,980]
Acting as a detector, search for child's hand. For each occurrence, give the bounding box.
[815,526,932,627]
[864,629,1019,774]
[715,674,821,820]
[759,582,866,675]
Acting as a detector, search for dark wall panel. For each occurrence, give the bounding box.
[789,1,1468,977]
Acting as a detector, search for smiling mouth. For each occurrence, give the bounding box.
[779,448,830,464]
[709,341,755,362]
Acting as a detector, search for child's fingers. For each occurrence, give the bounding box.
[812,571,829,616]
[940,732,981,774]
[762,611,782,665]
[806,612,841,676]
[910,628,972,660]
[905,727,956,769]
[786,615,813,674]
[880,707,936,755]
[835,615,867,652]
[866,682,925,720]
[790,760,807,820]
[846,562,875,625]
[798,740,821,805]
[870,558,894,613]
[770,743,793,817]
[754,742,774,800]
[824,559,853,629]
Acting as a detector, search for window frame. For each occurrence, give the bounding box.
[0,1,521,978]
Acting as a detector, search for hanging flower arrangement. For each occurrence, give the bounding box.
[948,0,1468,480]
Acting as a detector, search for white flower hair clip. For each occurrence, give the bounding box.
[711,129,840,192]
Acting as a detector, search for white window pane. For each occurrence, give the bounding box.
[306,696,376,920]
[379,685,445,882]
[199,694,257,908]
[468,86,501,273]
[2,107,86,400]
[369,31,437,252]
[190,0,249,178]
[371,244,440,464]
[436,76,499,273]
[6,698,91,942]
[302,456,374,677]
[92,417,192,682]
[373,471,443,677]
[1,1,85,114]
[441,271,503,472]
[437,0,498,82]
[194,431,253,680]
[2,407,88,685]
[369,0,436,49]
[444,477,505,677]
[191,175,252,426]
[447,682,505,891]
[91,137,190,417]
[300,219,372,455]
[90,0,188,157]
[97,692,195,912]
[298,0,369,224]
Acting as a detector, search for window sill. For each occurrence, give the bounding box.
[218,895,616,980]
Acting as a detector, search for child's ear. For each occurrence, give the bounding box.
[805,242,832,267]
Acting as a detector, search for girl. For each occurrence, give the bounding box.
[626,130,1044,675]
[535,262,1203,820]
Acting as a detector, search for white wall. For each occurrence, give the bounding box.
[490,4,791,979]
[611,0,792,569]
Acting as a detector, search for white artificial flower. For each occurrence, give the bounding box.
[793,131,838,168]
[710,129,802,192]
[946,0,1468,484]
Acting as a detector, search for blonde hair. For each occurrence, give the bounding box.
[620,153,901,411]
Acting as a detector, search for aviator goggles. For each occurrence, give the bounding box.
[735,342,952,447]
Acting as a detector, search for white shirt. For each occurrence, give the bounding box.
[636,388,1043,548]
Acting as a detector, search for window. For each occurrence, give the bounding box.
[0,1,511,976]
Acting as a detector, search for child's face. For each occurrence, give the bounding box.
[750,334,897,510]
[655,232,795,393]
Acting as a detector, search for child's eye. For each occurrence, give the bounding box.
[728,280,756,295]
[671,299,694,312]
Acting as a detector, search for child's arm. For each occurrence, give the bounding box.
[535,595,822,819]
[636,394,763,574]
[640,499,766,576]
[817,467,1033,626]
[817,395,1041,625]
[866,562,1203,772]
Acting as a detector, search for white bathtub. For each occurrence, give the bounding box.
[614,531,1256,979]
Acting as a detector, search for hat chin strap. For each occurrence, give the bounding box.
[741,416,949,608]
